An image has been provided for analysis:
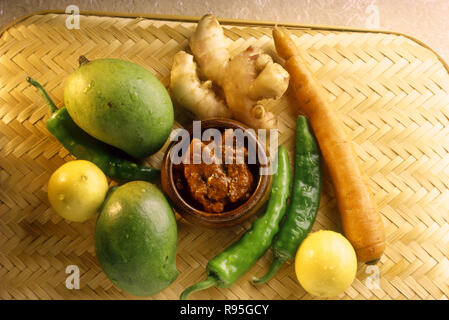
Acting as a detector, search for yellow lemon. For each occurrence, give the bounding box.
[48,160,109,222]
[295,230,357,297]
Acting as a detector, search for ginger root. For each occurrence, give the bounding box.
[170,51,231,119]
[170,14,289,129]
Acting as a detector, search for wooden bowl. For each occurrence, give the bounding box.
[161,118,272,228]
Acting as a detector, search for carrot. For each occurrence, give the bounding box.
[273,28,385,263]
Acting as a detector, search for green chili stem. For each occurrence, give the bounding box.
[253,257,285,284]
[27,77,58,114]
[180,276,217,300]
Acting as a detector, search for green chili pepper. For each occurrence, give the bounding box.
[254,115,322,284]
[27,77,159,182]
[180,145,291,300]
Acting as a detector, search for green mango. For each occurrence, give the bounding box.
[64,58,173,159]
[95,181,178,297]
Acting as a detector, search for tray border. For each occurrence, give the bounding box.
[1,9,448,75]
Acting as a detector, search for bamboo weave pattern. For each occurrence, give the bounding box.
[0,13,448,300]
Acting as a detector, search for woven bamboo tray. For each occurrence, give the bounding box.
[0,11,448,300]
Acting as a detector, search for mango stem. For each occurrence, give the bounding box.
[78,55,90,66]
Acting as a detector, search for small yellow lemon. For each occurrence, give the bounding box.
[295,230,357,297]
[48,160,109,222]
